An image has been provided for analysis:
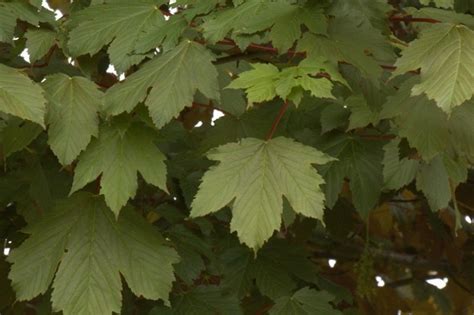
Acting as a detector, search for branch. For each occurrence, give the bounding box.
[266,100,289,140]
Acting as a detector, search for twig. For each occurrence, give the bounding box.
[266,100,289,140]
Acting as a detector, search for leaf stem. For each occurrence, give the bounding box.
[265,100,289,141]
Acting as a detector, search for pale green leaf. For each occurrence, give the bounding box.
[227,63,280,104]
[0,64,46,127]
[42,74,102,165]
[191,137,333,249]
[25,29,56,63]
[71,122,167,215]
[393,23,474,113]
[228,59,337,105]
[105,41,219,128]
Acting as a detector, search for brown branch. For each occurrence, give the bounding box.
[266,100,289,140]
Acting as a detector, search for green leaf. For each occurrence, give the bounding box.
[329,0,390,30]
[8,193,178,315]
[449,102,474,161]
[0,2,42,43]
[228,58,338,105]
[382,139,419,190]
[416,156,451,210]
[191,137,333,249]
[220,241,316,299]
[214,62,249,117]
[24,29,56,63]
[270,288,341,315]
[203,1,326,52]
[345,94,380,130]
[393,23,474,113]
[67,0,167,72]
[0,118,42,159]
[42,74,103,165]
[202,1,268,43]
[105,41,219,128]
[382,80,449,160]
[298,16,393,80]
[0,64,46,127]
[398,98,449,161]
[420,0,454,8]
[133,14,187,55]
[167,225,213,284]
[71,121,167,215]
[227,63,280,104]
[318,135,384,218]
[170,286,242,315]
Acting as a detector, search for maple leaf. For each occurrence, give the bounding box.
[0,2,43,43]
[393,23,474,113]
[105,41,219,128]
[67,0,169,72]
[7,193,179,315]
[203,1,326,52]
[42,74,103,165]
[227,58,343,105]
[270,288,342,315]
[0,64,46,127]
[191,137,334,250]
[71,121,167,215]
[24,29,56,62]
[420,0,454,8]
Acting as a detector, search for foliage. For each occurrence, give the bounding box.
[1,0,474,314]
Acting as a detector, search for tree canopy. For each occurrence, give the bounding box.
[2,0,474,314]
